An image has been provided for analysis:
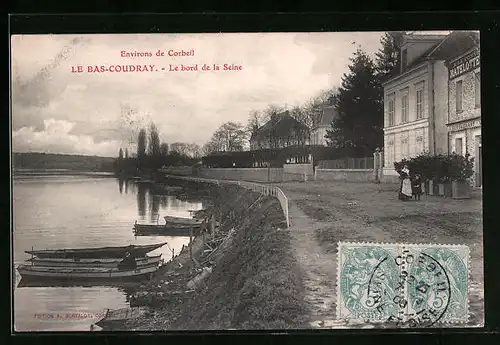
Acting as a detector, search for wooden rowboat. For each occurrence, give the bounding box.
[27,254,162,268]
[133,224,202,237]
[17,262,159,280]
[25,242,168,259]
[94,307,147,330]
[164,216,202,226]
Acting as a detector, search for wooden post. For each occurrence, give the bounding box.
[189,226,193,262]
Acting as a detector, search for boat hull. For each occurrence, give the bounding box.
[133,224,202,236]
[17,263,159,280]
[164,216,202,226]
[27,255,162,268]
[94,307,147,330]
[25,242,168,259]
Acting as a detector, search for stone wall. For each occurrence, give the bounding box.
[160,166,193,176]
[197,168,285,183]
[283,163,313,177]
[448,67,481,124]
[315,169,375,182]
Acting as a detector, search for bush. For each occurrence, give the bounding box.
[393,152,474,182]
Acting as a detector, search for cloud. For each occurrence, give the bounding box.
[11,32,391,156]
[12,119,121,157]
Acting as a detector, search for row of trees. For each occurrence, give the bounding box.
[115,123,202,174]
[116,31,407,171]
[202,31,407,157]
[200,89,335,156]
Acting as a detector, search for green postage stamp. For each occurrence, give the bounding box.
[337,242,469,327]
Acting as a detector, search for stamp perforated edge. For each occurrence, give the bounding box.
[335,241,471,326]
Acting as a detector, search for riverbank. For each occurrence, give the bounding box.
[122,183,308,330]
[13,170,116,177]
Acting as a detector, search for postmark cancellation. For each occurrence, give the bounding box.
[336,242,469,327]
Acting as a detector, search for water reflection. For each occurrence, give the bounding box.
[16,279,139,300]
[127,180,205,223]
[14,176,204,331]
[149,191,160,223]
[137,183,147,218]
[160,195,169,208]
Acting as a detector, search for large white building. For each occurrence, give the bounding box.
[382,31,480,184]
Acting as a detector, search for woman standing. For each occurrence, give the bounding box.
[398,164,413,201]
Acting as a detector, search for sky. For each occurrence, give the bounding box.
[10,31,450,157]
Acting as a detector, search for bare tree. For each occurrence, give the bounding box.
[187,143,202,158]
[301,88,337,129]
[210,122,248,152]
[200,142,216,156]
[247,110,264,135]
[170,142,191,156]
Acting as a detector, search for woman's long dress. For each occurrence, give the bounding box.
[401,178,413,198]
[399,169,413,201]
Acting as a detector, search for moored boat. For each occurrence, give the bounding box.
[133,224,202,237]
[94,307,147,330]
[27,254,162,268]
[25,242,168,259]
[164,216,202,226]
[17,262,159,280]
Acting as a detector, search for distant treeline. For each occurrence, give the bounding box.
[12,152,116,172]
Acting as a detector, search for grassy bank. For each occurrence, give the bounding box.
[125,183,308,330]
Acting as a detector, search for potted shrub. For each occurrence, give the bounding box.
[450,153,474,199]
[441,155,453,197]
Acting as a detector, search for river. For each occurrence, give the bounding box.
[12,174,204,332]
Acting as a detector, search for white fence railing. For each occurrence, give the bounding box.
[164,174,290,228]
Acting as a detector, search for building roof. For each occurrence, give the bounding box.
[251,111,309,141]
[314,105,338,128]
[385,31,479,86]
[401,34,448,46]
[428,30,479,62]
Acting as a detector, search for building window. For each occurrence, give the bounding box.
[416,88,424,119]
[455,137,463,156]
[475,72,481,108]
[401,49,407,70]
[388,98,395,126]
[456,80,463,112]
[416,135,424,154]
[401,133,409,158]
[401,93,409,123]
[387,137,395,166]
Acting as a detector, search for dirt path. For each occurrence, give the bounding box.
[287,201,346,328]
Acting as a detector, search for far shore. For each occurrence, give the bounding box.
[12,169,117,177]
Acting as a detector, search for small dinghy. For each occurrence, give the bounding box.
[25,242,168,259]
[17,261,159,281]
[94,307,147,330]
[27,254,162,268]
[164,216,202,226]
